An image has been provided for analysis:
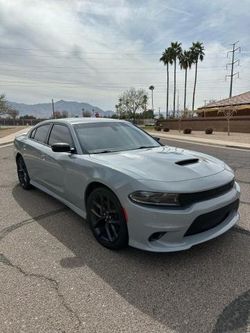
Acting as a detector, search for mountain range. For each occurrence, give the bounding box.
[8,100,114,118]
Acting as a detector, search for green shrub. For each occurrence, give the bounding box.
[205,128,213,134]
[163,128,170,132]
[183,128,192,134]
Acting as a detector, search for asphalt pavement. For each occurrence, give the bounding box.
[0,142,249,333]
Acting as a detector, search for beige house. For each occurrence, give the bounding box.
[197,91,250,117]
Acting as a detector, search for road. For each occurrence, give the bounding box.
[0,142,249,333]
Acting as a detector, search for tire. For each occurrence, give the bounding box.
[87,187,128,250]
[16,156,32,190]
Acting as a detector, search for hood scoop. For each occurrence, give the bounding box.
[175,158,199,166]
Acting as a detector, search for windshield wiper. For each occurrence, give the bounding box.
[91,146,158,154]
[91,150,118,154]
[135,146,158,149]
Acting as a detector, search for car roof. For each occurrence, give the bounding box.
[39,118,126,125]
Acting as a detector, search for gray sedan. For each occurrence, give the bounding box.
[14,118,240,252]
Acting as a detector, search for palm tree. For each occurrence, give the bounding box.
[179,50,193,112]
[169,42,182,118]
[148,85,154,111]
[160,48,173,118]
[190,42,205,114]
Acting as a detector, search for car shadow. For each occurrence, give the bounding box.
[12,184,250,333]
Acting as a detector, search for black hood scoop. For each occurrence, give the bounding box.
[175,158,199,166]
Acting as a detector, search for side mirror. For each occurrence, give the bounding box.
[153,136,161,142]
[51,143,75,153]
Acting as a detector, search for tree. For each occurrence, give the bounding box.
[54,111,62,118]
[179,50,193,111]
[117,88,148,122]
[142,109,154,119]
[0,94,7,114]
[148,85,154,111]
[7,108,19,120]
[62,110,69,118]
[0,94,20,120]
[190,42,205,113]
[143,94,147,112]
[82,110,91,117]
[20,114,36,119]
[160,48,173,118]
[0,94,19,119]
[217,105,237,136]
[169,42,182,117]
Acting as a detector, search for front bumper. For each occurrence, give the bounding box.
[124,182,240,252]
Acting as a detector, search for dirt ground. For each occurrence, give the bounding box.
[0,126,27,138]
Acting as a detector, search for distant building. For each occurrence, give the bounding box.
[197,91,250,117]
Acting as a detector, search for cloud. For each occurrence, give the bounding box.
[0,0,249,111]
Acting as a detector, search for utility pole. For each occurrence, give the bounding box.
[51,99,55,119]
[203,100,207,118]
[148,85,154,112]
[226,41,240,98]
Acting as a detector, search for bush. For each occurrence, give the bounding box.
[163,127,170,132]
[183,128,192,134]
[155,126,161,131]
[205,128,213,134]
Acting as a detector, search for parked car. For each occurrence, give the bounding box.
[14,118,240,252]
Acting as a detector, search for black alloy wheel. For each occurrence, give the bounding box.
[87,187,128,250]
[16,156,32,190]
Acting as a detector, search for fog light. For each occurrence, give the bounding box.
[148,232,166,242]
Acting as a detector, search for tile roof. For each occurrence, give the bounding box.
[198,91,250,109]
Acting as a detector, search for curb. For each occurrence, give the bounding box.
[0,141,13,146]
[225,145,250,150]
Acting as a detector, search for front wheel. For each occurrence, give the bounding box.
[87,187,128,250]
[16,156,32,190]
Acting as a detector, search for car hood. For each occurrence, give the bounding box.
[90,146,226,182]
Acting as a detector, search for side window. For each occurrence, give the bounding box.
[33,124,51,143]
[48,124,73,147]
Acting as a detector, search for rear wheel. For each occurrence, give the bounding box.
[87,187,128,250]
[16,156,32,190]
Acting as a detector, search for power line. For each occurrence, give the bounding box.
[0,47,235,60]
[1,46,245,56]
[0,67,228,75]
[226,41,241,98]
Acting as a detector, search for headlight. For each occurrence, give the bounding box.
[129,191,180,206]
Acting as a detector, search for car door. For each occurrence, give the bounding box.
[39,123,76,198]
[24,123,52,184]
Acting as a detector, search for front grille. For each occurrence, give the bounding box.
[179,180,235,207]
[184,199,239,236]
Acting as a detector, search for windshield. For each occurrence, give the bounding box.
[74,122,160,154]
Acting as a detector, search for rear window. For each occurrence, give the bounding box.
[33,124,51,143]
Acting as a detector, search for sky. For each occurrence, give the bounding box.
[0,0,249,113]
